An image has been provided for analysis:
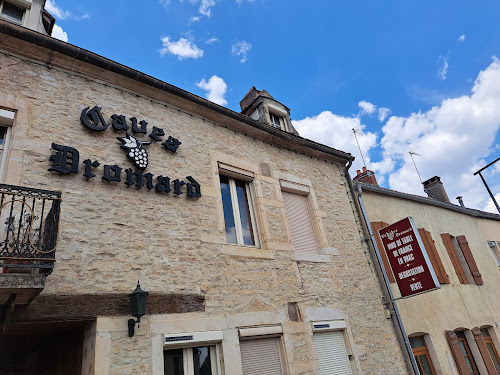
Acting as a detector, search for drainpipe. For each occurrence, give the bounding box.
[344,162,418,375]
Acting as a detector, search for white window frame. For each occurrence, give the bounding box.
[219,164,259,247]
[163,331,223,375]
[269,112,285,130]
[0,1,26,25]
[0,108,15,182]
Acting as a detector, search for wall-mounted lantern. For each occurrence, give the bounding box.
[128,280,149,337]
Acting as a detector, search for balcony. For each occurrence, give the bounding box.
[0,184,61,307]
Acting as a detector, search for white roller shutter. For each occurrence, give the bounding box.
[240,337,284,375]
[314,331,352,375]
[282,191,320,255]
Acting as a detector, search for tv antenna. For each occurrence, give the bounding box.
[409,151,422,183]
[351,128,367,168]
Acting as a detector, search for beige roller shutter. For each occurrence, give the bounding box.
[282,191,320,255]
[314,331,352,375]
[240,337,284,375]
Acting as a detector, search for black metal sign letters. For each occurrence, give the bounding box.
[48,107,201,198]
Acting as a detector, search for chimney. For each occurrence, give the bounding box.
[422,176,450,203]
[353,167,378,186]
[456,196,465,207]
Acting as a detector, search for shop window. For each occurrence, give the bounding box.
[487,242,500,267]
[281,182,320,256]
[219,174,257,246]
[164,346,218,375]
[239,326,285,375]
[313,321,353,375]
[481,328,500,373]
[409,336,437,375]
[269,112,285,130]
[441,234,483,285]
[0,1,24,24]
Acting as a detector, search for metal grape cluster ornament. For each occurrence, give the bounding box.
[47,106,201,198]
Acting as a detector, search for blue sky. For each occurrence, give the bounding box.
[47,0,500,212]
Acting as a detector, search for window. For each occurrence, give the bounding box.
[409,336,437,375]
[269,113,284,130]
[239,326,285,375]
[455,331,479,375]
[487,242,500,267]
[418,228,450,284]
[481,328,500,373]
[164,346,218,375]
[219,174,257,246]
[313,321,353,375]
[0,1,24,24]
[0,108,15,181]
[441,234,483,285]
[281,187,320,256]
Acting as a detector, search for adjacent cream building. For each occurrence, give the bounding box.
[355,171,500,375]
[0,9,411,375]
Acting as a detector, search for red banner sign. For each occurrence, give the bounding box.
[378,217,440,298]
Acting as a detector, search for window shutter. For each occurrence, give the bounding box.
[418,229,450,284]
[446,330,471,375]
[471,327,497,374]
[456,236,483,285]
[282,191,320,255]
[314,331,353,375]
[240,338,284,375]
[370,221,395,283]
[441,233,468,284]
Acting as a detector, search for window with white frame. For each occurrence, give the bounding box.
[163,331,222,375]
[269,112,285,130]
[0,1,25,24]
[487,241,500,267]
[239,326,285,375]
[0,108,15,182]
[281,181,320,256]
[312,321,354,375]
[219,170,257,246]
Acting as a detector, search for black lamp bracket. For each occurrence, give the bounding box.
[128,316,142,337]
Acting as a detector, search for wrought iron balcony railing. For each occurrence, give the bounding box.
[0,184,61,273]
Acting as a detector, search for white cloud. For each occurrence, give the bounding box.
[437,56,449,80]
[196,75,228,105]
[381,57,500,210]
[293,112,378,173]
[51,24,68,42]
[199,0,215,16]
[190,16,201,23]
[45,0,70,19]
[458,34,466,42]
[378,107,391,122]
[294,57,500,211]
[160,36,204,60]
[231,41,252,63]
[206,36,218,44]
[358,100,377,116]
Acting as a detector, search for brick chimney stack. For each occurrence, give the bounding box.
[422,176,450,203]
[352,167,378,186]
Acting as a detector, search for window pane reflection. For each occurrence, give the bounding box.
[164,349,184,375]
[193,346,212,375]
[235,180,254,246]
[220,175,237,244]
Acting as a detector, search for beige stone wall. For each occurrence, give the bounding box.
[0,50,409,375]
[361,190,500,375]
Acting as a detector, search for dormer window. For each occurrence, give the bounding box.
[0,1,24,24]
[269,113,284,129]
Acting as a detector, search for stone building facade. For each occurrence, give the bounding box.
[356,175,500,375]
[0,16,410,375]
